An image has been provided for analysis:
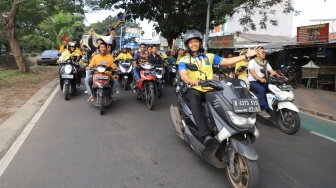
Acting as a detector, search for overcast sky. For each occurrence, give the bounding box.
[84,0,336,35]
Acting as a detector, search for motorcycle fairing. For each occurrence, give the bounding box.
[93,73,111,88]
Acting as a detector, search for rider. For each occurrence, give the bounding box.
[235,49,250,90]
[178,30,259,146]
[248,46,285,118]
[132,43,148,90]
[116,46,133,60]
[58,41,83,89]
[148,45,163,65]
[88,28,116,57]
[86,42,119,102]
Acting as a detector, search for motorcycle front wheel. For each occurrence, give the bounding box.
[123,77,128,90]
[99,96,104,115]
[157,82,163,98]
[276,109,300,134]
[146,82,155,110]
[226,154,259,188]
[64,83,70,101]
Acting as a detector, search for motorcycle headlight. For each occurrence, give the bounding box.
[227,111,256,129]
[64,65,72,74]
[97,67,106,73]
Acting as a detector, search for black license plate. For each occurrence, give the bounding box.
[278,85,293,90]
[232,99,261,113]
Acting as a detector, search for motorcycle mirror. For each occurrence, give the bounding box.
[185,63,198,71]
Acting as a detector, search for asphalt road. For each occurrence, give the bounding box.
[0,85,335,188]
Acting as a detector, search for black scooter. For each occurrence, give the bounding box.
[59,56,81,100]
[170,63,261,188]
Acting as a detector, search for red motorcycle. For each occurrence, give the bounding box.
[90,65,116,115]
[133,62,157,110]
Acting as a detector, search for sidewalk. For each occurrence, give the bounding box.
[292,87,336,121]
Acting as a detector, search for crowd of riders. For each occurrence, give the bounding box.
[57,27,288,123]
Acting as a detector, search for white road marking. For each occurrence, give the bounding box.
[310,131,336,143]
[0,87,58,177]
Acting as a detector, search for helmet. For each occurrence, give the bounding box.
[68,42,76,50]
[183,30,204,53]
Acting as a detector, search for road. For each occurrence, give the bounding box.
[0,85,335,188]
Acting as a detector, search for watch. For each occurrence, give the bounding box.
[244,54,249,61]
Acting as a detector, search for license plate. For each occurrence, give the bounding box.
[232,99,261,113]
[61,75,73,79]
[278,85,293,90]
[95,75,109,79]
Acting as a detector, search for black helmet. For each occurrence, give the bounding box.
[183,30,204,53]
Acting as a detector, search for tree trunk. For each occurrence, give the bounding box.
[0,1,30,72]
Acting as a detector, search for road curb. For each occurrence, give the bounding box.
[0,78,58,159]
[298,106,336,122]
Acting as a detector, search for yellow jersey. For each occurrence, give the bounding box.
[116,52,133,60]
[89,54,116,75]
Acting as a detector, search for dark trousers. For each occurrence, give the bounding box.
[184,89,210,138]
[250,81,269,107]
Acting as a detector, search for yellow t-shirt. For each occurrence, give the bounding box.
[116,52,133,60]
[179,53,218,92]
[235,60,249,79]
[89,54,116,75]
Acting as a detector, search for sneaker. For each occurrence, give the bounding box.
[203,136,213,146]
[76,84,80,89]
[84,90,88,93]
[116,89,119,94]
[258,110,271,118]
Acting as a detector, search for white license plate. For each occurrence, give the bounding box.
[62,75,73,79]
[95,76,109,79]
[232,99,261,113]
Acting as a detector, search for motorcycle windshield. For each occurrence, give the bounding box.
[221,78,252,103]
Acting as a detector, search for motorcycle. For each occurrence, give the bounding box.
[90,65,117,115]
[164,60,177,86]
[132,62,157,110]
[154,64,164,98]
[277,64,298,88]
[170,63,260,188]
[59,55,81,100]
[117,59,133,90]
[255,74,301,134]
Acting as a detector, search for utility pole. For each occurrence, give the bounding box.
[204,0,211,53]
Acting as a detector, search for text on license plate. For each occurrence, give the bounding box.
[61,75,73,79]
[95,76,109,79]
[232,99,261,113]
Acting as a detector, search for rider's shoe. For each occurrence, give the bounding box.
[76,83,80,89]
[203,136,213,146]
[258,110,270,118]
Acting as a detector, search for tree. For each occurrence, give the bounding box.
[0,0,86,72]
[84,0,296,46]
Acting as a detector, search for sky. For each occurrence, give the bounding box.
[84,0,336,36]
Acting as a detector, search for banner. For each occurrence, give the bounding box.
[297,23,329,43]
[81,32,112,50]
[125,28,141,39]
[208,35,234,49]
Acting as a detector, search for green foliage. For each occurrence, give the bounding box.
[84,0,296,45]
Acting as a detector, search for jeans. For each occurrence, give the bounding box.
[111,80,119,95]
[250,81,269,107]
[85,70,92,95]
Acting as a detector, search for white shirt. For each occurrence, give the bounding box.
[248,58,272,82]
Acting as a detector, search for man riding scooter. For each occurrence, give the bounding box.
[248,46,287,118]
[179,30,260,145]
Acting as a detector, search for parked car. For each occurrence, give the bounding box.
[37,50,60,65]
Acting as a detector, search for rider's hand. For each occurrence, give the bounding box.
[188,78,199,86]
[89,28,94,36]
[259,78,266,83]
[111,30,116,39]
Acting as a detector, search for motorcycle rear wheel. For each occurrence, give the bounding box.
[226,154,259,188]
[99,96,104,115]
[146,82,155,110]
[276,109,300,134]
[64,84,70,101]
